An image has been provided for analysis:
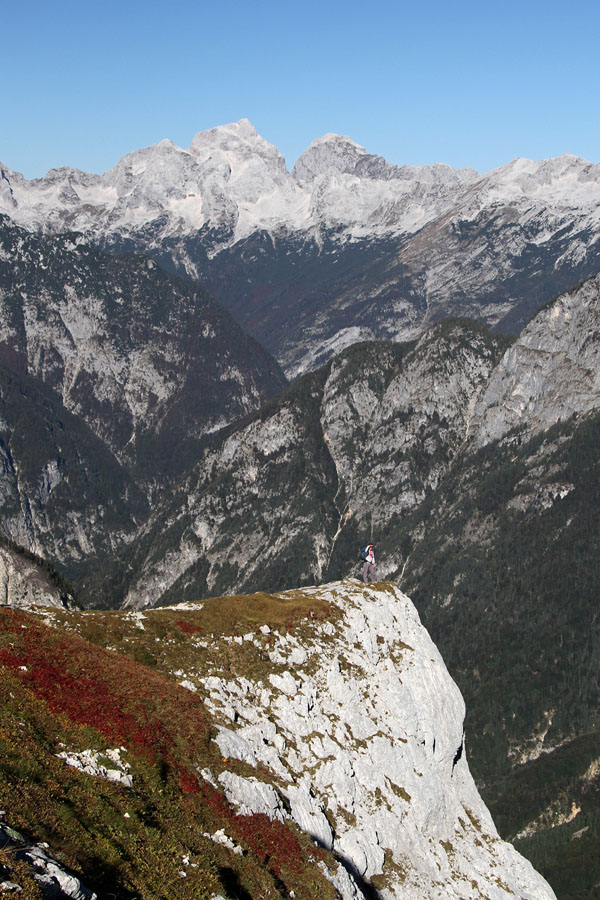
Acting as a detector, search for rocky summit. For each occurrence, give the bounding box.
[2,122,600,375]
[0,580,556,899]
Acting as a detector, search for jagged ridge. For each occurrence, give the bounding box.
[3,122,600,375]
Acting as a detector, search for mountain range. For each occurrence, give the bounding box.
[1,122,600,898]
[3,119,600,376]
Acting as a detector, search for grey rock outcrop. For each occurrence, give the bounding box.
[471,274,600,445]
[0,819,96,899]
[0,543,74,609]
[197,580,555,899]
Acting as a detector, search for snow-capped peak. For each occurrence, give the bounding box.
[1,120,599,255]
[463,152,600,212]
[292,133,368,183]
[189,118,286,172]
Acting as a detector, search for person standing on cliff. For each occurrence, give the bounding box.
[362,544,376,584]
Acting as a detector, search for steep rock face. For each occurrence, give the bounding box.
[0,216,286,491]
[0,583,555,898]
[320,321,507,568]
[0,542,74,609]
[0,358,147,577]
[113,366,340,608]
[191,581,555,899]
[3,124,600,375]
[290,132,476,234]
[470,274,600,446]
[82,320,505,609]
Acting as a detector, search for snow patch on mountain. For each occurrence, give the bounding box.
[5,119,588,252]
[2,122,600,268]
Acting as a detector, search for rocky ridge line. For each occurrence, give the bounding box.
[3,121,600,376]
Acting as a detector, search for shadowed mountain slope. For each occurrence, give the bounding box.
[0,359,148,580]
[0,215,287,496]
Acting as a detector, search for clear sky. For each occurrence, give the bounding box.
[3,0,599,179]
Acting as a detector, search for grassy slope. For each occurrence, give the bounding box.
[0,593,340,899]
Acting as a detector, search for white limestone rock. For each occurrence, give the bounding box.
[0,822,96,899]
[217,772,286,823]
[205,580,555,900]
[56,747,132,789]
[283,779,334,850]
[203,829,244,856]
[214,728,257,767]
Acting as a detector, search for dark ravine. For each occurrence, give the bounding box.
[0,215,287,494]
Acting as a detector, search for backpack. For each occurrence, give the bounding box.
[361,545,370,561]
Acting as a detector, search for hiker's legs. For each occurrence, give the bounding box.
[368,564,376,582]
[362,562,370,583]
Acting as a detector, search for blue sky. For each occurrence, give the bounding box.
[3,0,599,178]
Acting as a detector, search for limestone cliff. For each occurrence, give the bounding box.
[471,273,600,445]
[191,580,555,899]
[0,580,556,899]
[0,542,74,609]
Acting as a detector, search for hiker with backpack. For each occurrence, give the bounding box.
[361,543,376,584]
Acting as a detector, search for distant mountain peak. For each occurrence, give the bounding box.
[308,131,366,151]
[189,117,284,165]
[292,132,368,182]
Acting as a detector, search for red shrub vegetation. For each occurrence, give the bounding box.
[0,609,210,773]
[176,620,203,635]
[231,813,305,876]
